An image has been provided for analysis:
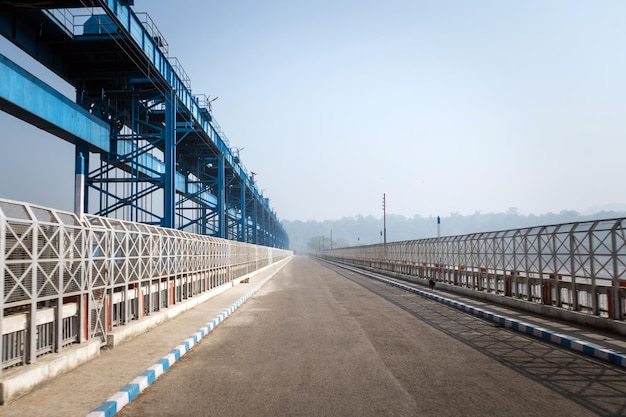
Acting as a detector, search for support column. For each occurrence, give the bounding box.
[74,145,88,219]
[163,90,176,228]
[240,185,247,243]
[264,209,269,246]
[217,154,226,239]
[201,205,207,235]
[252,199,258,244]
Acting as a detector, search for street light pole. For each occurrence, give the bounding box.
[437,215,441,263]
[382,193,387,245]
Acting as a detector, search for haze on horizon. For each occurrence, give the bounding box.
[0,0,624,223]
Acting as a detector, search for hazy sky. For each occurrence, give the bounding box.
[1,1,625,222]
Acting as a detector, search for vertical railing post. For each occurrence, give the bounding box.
[569,225,579,311]
[552,228,560,307]
[82,222,91,342]
[123,228,130,324]
[0,208,5,373]
[55,222,64,352]
[538,226,547,305]
[28,216,38,365]
[523,229,531,300]
[610,220,622,320]
[588,225,598,315]
[511,234,517,295]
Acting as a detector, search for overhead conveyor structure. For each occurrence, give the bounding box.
[0,0,288,248]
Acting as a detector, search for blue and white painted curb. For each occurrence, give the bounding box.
[87,263,288,417]
[338,263,626,369]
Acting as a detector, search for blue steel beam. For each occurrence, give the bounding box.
[0,53,110,152]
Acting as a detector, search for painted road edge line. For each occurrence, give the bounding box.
[384,274,626,368]
[333,262,626,369]
[86,262,289,417]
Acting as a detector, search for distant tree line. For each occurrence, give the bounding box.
[283,208,626,254]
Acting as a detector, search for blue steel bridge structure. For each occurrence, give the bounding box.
[0,0,288,249]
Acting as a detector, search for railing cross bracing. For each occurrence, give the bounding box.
[0,198,292,373]
[318,217,626,323]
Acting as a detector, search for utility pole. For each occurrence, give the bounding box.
[382,193,387,245]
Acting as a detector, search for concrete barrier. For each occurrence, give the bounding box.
[0,339,101,405]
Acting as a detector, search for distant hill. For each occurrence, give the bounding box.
[283,209,626,254]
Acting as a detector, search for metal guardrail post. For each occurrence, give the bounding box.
[610,221,623,320]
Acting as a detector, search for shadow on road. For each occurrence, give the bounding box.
[326,263,626,417]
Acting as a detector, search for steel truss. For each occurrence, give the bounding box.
[0,0,288,248]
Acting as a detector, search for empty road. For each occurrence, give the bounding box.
[117,256,626,417]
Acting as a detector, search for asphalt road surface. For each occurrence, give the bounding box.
[117,256,626,417]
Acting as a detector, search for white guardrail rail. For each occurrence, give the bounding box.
[0,198,292,373]
[318,218,626,325]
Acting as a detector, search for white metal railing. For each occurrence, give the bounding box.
[0,198,292,372]
[45,8,170,57]
[318,218,626,322]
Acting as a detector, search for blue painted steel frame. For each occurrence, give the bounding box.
[0,1,288,248]
[96,0,286,246]
[0,53,110,152]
